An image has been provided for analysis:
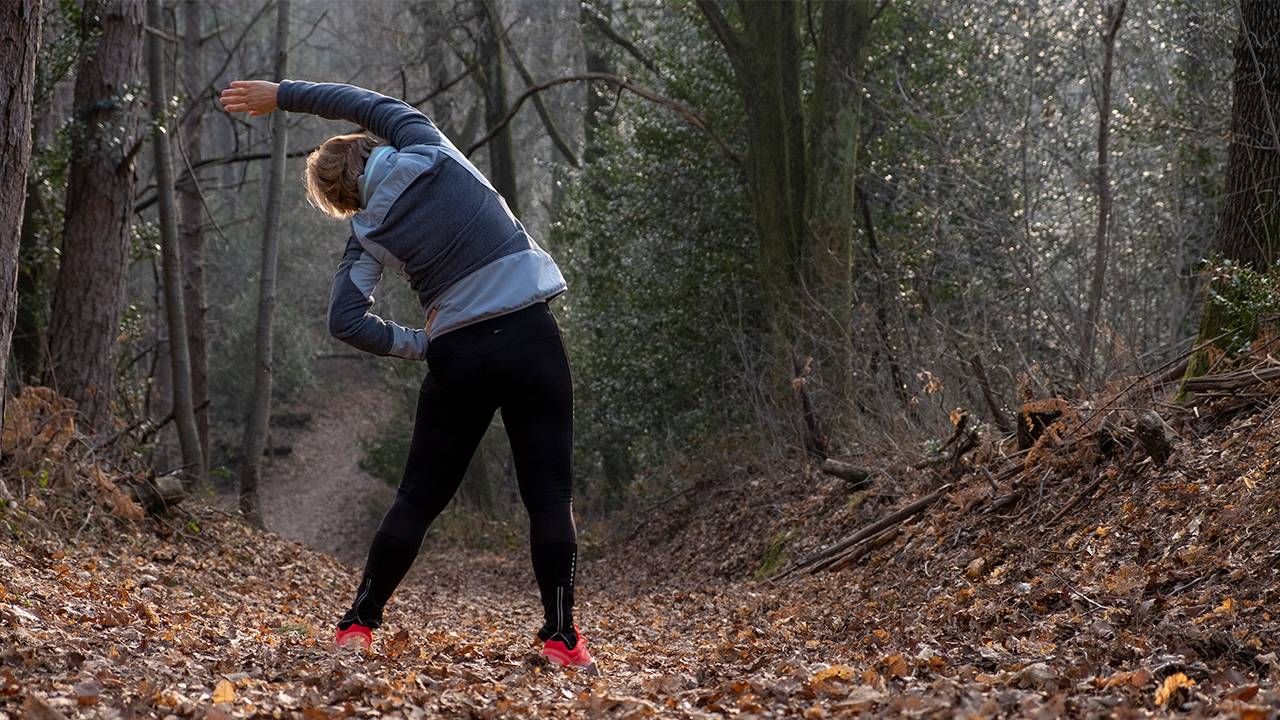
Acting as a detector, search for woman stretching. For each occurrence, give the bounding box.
[220,79,591,667]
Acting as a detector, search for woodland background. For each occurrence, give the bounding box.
[2,0,1265,523]
[8,0,1280,717]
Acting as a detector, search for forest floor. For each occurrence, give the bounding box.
[6,369,1280,717]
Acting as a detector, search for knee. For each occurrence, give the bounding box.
[376,495,423,546]
[527,501,576,545]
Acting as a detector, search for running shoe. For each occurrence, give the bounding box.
[541,626,594,668]
[334,623,373,650]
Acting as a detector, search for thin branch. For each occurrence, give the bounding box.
[582,3,663,78]
[465,72,741,166]
[484,0,579,167]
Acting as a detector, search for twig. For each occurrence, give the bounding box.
[970,354,1013,434]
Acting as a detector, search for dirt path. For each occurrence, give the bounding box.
[254,357,398,564]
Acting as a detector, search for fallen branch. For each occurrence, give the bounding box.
[1181,366,1280,393]
[819,459,873,489]
[825,526,901,573]
[772,483,952,581]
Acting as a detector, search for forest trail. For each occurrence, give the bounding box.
[234,357,397,564]
[3,512,892,719]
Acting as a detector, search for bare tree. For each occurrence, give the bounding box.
[147,0,205,485]
[1079,0,1127,383]
[238,0,291,526]
[0,0,42,425]
[475,0,520,215]
[47,0,146,431]
[179,0,211,462]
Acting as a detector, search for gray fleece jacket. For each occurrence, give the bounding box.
[277,80,567,360]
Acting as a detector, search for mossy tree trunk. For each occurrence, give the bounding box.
[697,0,872,440]
[698,0,808,325]
[805,0,872,407]
[476,0,520,217]
[1185,1,1280,383]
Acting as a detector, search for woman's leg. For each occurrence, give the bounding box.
[340,371,495,629]
[497,330,577,642]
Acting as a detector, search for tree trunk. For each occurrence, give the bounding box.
[179,0,210,464]
[1214,1,1280,270]
[147,0,205,486]
[0,0,41,426]
[47,0,145,432]
[1079,0,1126,383]
[477,0,520,216]
[237,0,291,527]
[1185,0,1280,383]
[805,0,871,408]
[698,0,807,321]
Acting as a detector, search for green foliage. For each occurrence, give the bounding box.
[754,531,789,580]
[34,0,88,107]
[1202,261,1280,355]
[552,1,761,508]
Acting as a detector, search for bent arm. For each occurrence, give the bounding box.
[278,80,442,148]
[328,237,428,360]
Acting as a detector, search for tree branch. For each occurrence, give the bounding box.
[695,0,746,80]
[582,3,663,78]
[484,0,580,167]
[464,72,741,166]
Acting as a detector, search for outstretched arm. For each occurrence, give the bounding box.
[328,236,430,360]
[219,79,442,148]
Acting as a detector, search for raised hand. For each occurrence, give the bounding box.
[219,80,280,117]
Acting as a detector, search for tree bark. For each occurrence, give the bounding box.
[476,0,519,217]
[1185,0,1280,383]
[179,0,210,463]
[47,0,146,432]
[1214,0,1280,270]
[1080,0,1126,383]
[237,0,291,527]
[805,0,871,409]
[697,0,807,319]
[0,0,41,427]
[147,0,205,486]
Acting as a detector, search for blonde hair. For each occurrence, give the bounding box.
[304,132,381,219]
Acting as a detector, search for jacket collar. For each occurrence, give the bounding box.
[358,145,396,209]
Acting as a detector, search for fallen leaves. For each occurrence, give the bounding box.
[211,678,236,704]
[1154,672,1195,707]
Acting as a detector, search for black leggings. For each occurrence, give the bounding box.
[341,302,578,635]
